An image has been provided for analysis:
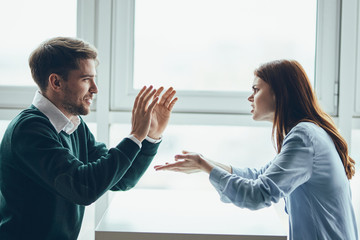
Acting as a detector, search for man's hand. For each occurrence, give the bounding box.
[130,86,158,142]
[148,87,178,139]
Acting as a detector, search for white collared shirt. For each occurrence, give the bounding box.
[32,91,80,135]
[31,91,161,147]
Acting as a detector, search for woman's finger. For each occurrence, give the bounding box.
[154,162,179,171]
[174,154,189,160]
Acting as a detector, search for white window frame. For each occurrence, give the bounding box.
[354,0,360,118]
[338,0,359,143]
[315,0,341,116]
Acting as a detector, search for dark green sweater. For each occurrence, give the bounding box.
[0,105,160,239]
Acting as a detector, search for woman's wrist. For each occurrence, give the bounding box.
[202,161,215,174]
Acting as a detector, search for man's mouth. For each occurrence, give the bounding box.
[84,97,93,105]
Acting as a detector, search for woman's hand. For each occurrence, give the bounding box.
[154,151,215,174]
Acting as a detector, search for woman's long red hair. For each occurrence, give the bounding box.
[255,60,355,179]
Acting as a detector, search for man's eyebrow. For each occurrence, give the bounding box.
[80,74,96,78]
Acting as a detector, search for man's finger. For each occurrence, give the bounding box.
[147,96,159,114]
[167,97,178,111]
[133,86,146,110]
[139,86,154,107]
[154,86,164,99]
[164,90,176,107]
[159,87,174,105]
[141,89,157,110]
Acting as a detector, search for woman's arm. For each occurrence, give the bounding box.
[155,125,314,210]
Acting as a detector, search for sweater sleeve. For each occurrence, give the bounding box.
[11,117,142,206]
[82,123,160,191]
[209,124,314,210]
[110,139,160,191]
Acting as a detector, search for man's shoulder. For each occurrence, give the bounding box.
[10,105,52,132]
[16,105,47,121]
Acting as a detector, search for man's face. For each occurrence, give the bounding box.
[60,58,98,118]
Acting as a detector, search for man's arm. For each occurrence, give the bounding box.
[12,118,141,206]
[110,87,178,190]
[12,87,159,205]
[110,140,160,191]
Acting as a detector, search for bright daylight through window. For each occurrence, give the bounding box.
[0,0,77,86]
[126,0,317,190]
[133,0,316,91]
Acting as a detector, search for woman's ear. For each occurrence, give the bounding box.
[48,73,62,92]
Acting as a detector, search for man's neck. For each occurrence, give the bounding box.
[41,91,75,121]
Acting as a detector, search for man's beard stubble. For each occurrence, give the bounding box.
[61,86,89,116]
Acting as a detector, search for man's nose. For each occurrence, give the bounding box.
[90,79,98,94]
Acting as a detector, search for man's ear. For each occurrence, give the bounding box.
[48,73,63,92]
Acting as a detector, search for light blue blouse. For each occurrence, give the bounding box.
[209,122,358,240]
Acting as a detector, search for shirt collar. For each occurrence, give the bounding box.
[32,91,81,134]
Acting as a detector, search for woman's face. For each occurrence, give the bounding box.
[248,77,276,122]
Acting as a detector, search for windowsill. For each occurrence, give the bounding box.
[95,189,287,240]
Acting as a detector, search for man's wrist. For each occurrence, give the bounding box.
[147,132,162,140]
[146,135,162,144]
[127,134,142,148]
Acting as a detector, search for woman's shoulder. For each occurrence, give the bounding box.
[290,121,323,134]
[286,121,325,142]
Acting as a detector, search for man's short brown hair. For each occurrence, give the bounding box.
[29,37,98,92]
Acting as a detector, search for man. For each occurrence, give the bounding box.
[0,37,177,239]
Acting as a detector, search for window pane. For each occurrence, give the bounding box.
[0,0,77,86]
[0,121,11,141]
[110,123,276,190]
[133,0,316,91]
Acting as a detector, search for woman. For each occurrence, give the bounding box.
[154,60,358,239]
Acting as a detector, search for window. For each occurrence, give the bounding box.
[111,0,327,116]
[133,0,316,91]
[0,0,77,109]
[0,0,77,86]
[355,6,360,117]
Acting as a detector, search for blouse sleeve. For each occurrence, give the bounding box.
[209,125,314,210]
[231,161,272,180]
